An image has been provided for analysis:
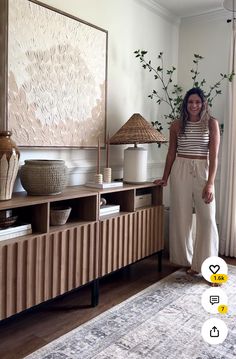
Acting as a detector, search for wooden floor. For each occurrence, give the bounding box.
[0,254,235,359]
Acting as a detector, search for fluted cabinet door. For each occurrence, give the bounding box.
[100,213,136,276]
[0,222,99,320]
[134,206,164,261]
[99,206,164,277]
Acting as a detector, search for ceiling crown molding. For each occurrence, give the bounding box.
[134,0,180,25]
[181,9,229,25]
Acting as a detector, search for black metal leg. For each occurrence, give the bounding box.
[91,279,99,307]
[157,250,163,272]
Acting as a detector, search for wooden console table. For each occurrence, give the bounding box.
[0,183,163,320]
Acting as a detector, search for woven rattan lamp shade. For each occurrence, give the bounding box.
[110,113,167,145]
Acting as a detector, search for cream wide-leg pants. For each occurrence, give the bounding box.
[169,157,219,273]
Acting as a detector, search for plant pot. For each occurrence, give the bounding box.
[20,159,68,195]
[0,131,20,200]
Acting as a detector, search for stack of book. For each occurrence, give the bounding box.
[0,223,32,241]
[85,181,123,189]
[100,204,120,217]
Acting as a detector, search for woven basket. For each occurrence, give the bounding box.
[20,160,68,195]
[50,206,71,226]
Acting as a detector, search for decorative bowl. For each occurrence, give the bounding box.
[50,206,71,226]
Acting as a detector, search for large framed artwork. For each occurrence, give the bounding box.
[8,0,108,147]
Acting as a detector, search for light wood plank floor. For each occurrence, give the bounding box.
[0,254,235,359]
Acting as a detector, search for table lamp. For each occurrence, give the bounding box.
[110,113,167,183]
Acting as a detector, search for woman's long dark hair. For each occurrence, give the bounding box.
[179,87,211,134]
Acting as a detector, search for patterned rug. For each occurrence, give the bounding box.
[25,266,236,359]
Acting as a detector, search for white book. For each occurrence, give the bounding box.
[100,205,120,214]
[85,181,123,189]
[0,223,32,236]
[100,209,120,218]
[0,228,32,241]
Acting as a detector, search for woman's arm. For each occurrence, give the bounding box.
[202,118,220,203]
[154,121,178,186]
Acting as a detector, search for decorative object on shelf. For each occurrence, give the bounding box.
[0,209,13,220]
[94,137,103,184]
[85,181,123,189]
[7,0,107,148]
[50,206,72,226]
[103,167,112,183]
[103,133,112,183]
[94,174,103,184]
[100,197,107,206]
[20,159,68,195]
[0,131,20,201]
[0,208,18,230]
[110,113,167,183]
[0,215,18,229]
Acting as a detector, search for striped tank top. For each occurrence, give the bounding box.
[177,120,209,156]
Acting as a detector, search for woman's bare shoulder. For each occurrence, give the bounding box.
[170,119,181,132]
[209,117,219,130]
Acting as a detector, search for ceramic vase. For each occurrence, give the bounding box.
[0,131,20,201]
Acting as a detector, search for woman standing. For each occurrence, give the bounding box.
[154,87,220,274]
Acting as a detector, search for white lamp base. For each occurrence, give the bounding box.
[123,147,147,183]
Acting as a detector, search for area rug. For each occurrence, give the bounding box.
[25,266,236,359]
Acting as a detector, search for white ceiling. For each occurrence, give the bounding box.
[154,0,224,18]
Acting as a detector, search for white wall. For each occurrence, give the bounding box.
[13,0,179,192]
[178,11,231,123]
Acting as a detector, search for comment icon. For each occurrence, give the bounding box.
[209,295,220,305]
[202,287,228,314]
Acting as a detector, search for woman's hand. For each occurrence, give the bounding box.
[202,183,214,204]
[153,179,168,187]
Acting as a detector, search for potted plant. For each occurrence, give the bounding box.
[134,50,234,135]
